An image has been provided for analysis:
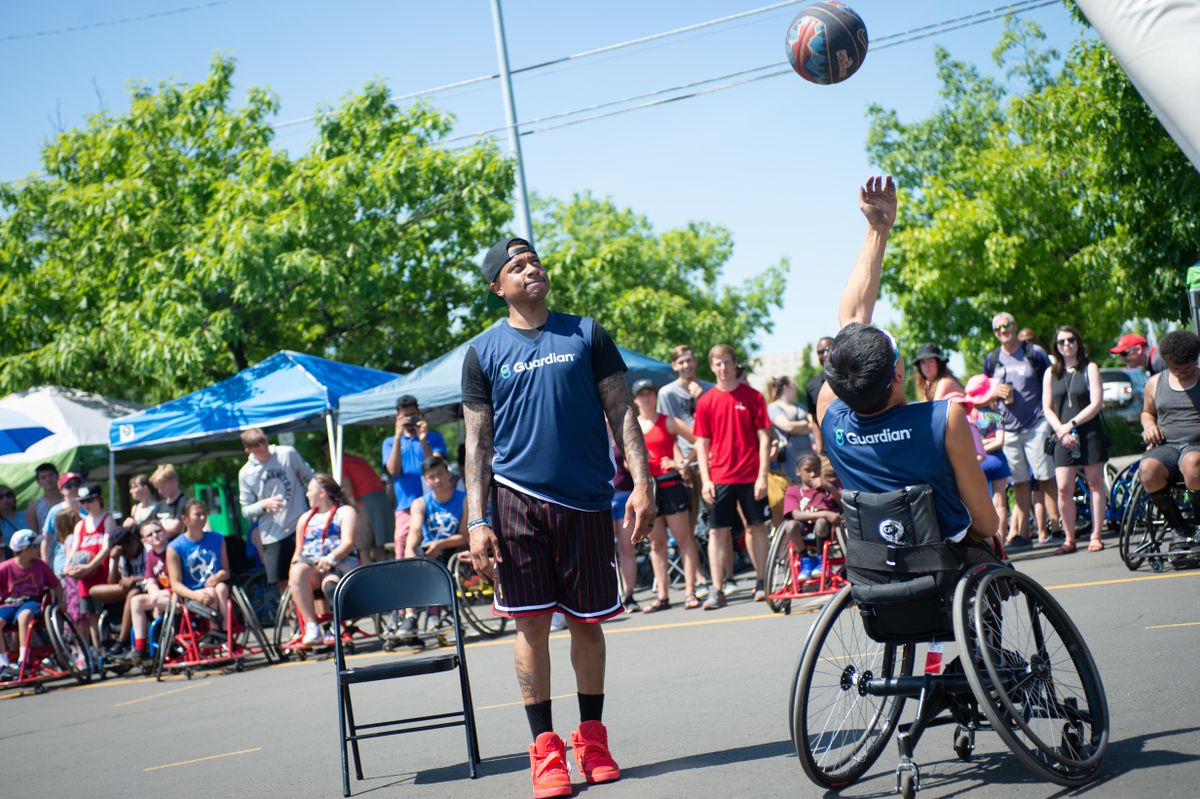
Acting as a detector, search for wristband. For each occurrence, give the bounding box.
[467,518,489,532]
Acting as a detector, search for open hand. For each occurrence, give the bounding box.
[859,175,897,231]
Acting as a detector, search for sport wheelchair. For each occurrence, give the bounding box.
[1,593,97,694]
[274,583,379,660]
[1118,471,1200,571]
[765,521,848,614]
[152,584,276,680]
[789,485,1108,797]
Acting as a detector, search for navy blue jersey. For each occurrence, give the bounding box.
[462,313,625,511]
[821,399,972,541]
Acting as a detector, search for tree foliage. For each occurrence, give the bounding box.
[0,56,513,403]
[523,192,787,376]
[866,19,1200,369]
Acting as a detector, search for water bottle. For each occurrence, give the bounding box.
[1069,427,1083,461]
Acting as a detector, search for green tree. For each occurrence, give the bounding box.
[521,192,787,376]
[0,56,513,403]
[866,19,1200,369]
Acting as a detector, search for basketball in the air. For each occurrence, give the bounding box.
[785,2,868,85]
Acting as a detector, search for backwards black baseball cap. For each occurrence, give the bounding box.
[481,237,537,310]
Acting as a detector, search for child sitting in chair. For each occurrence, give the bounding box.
[781,454,843,580]
[0,530,63,681]
[166,501,231,636]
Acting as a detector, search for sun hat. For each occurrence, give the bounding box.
[913,343,949,363]
[964,374,995,403]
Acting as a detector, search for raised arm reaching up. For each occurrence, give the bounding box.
[838,175,896,328]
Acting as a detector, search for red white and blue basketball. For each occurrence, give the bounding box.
[785,2,868,85]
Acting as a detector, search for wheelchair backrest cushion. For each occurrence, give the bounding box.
[841,484,963,584]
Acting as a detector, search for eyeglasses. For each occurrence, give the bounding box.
[1057,336,1078,346]
[816,348,829,356]
[1118,349,1138,358]
[993,322,1013,332]
[63,481,81,490]
[81,495,101,503]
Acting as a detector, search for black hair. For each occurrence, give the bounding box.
[35,462,58,476]
[1050,325,1090,379]
[795,453,821,473]
[824,323,896,414]
[422,454,449,475]
[1158,330,1200,367]
[311,473,347,505]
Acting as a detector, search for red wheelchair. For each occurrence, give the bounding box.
[1,593,97,695]
[272,583,378,660]
[151,584,275,680]
[764,523,849,614]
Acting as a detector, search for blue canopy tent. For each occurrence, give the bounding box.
[339,324,677,426]
[108,351,400,492]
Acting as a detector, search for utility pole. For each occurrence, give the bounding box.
[489,0,534,245]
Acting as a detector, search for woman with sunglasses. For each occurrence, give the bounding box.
[1042,326,1107,554]
[64,484,116,650]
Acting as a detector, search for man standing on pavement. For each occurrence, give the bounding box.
[656,345,709,530]
[983,312,1058,547]
[693,343,772,610]
[1111,332,1166,376]
[382,395,447,559]
[463,236,653,799]
[238,428,314,589]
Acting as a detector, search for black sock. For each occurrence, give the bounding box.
[578,692,604,724]
[1149,488,1188,531]
[525,699,553,739]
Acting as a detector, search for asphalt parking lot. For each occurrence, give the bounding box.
[4,542,1199,799]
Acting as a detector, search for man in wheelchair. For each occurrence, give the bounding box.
[0,530,63,681]
[791,177,1108,798]
[1137,329,1200,557]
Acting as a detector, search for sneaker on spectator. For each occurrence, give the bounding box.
[529,731,572,798]
[550,612,568,632]
[724,577,740,596]
[0,663,20,682]
[702,590,726,611]
[398,614,421,644]
[301,623,322,647]
[798,557,815,581]
[621,595,640,614]
[571,720,621,784]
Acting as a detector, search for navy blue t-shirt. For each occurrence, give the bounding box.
[461,313,625,511]
[821,399,972,542]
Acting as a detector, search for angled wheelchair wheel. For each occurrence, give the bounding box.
[233,585,278,663]
[46,606,94,685]
[449,553,507,638]
[764,528,793,614]
[272,586,305,660]
[153,594,179,681]
[1118,482,1165,572]
[789,585,914,788]
[954,565,1108,787]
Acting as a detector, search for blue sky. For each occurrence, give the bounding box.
[0,1,1085,358]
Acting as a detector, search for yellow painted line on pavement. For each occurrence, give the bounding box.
[1145,621,1200,630]
[1044,570,1200,591]
[115,681,208,707]
[144,747,261,772]
[478,693,574,712]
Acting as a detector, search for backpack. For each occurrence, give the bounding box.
[983,342,1046,379]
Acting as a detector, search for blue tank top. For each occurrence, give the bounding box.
[821,399,972,541]
[469,313,614,511]
[421,489,466,541]
[169,532,224,591]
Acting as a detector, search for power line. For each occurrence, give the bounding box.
[0,1,239,43]
[272,0,807,130]
[445,0,1056,146]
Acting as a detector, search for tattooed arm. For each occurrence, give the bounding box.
[463,400,502,580]
[597,370,656,543]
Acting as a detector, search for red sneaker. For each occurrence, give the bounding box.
[529,732,572,798]
[570,720,621,784]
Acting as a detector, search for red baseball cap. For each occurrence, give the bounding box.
[1110,333,1148,354]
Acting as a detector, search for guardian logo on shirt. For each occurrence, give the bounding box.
[835,427,913,446]
[499,352,576,379]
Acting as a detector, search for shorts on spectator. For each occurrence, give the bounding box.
[981,451,1012,483]
[610,490,632,523]
[0,601,41,625]
[262,536,295,583]
[1144,443,1200,481]
[393,508,412,557]
[767,470,789,518]
[78,595,103,616]
[359,491,392,549]
[655,481,690,517]
[491,484,620,621]
[711,483,771,529]
[1001,419,1053,483]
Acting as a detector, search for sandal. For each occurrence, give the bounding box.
[684,593,701,610]
[1053,542,1077,555]
[642,597,671,614]
[1088,538,1105,552]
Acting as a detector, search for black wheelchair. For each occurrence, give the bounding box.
[789,485,1109,798]
[1119,472,1200,572]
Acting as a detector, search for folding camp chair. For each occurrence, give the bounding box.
[332,558,480,796]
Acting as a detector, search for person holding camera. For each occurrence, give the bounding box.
[382,394,446,560]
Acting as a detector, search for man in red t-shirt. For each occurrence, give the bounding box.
[693,344,772,610]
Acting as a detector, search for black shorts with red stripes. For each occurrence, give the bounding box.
[491,483,621,622]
